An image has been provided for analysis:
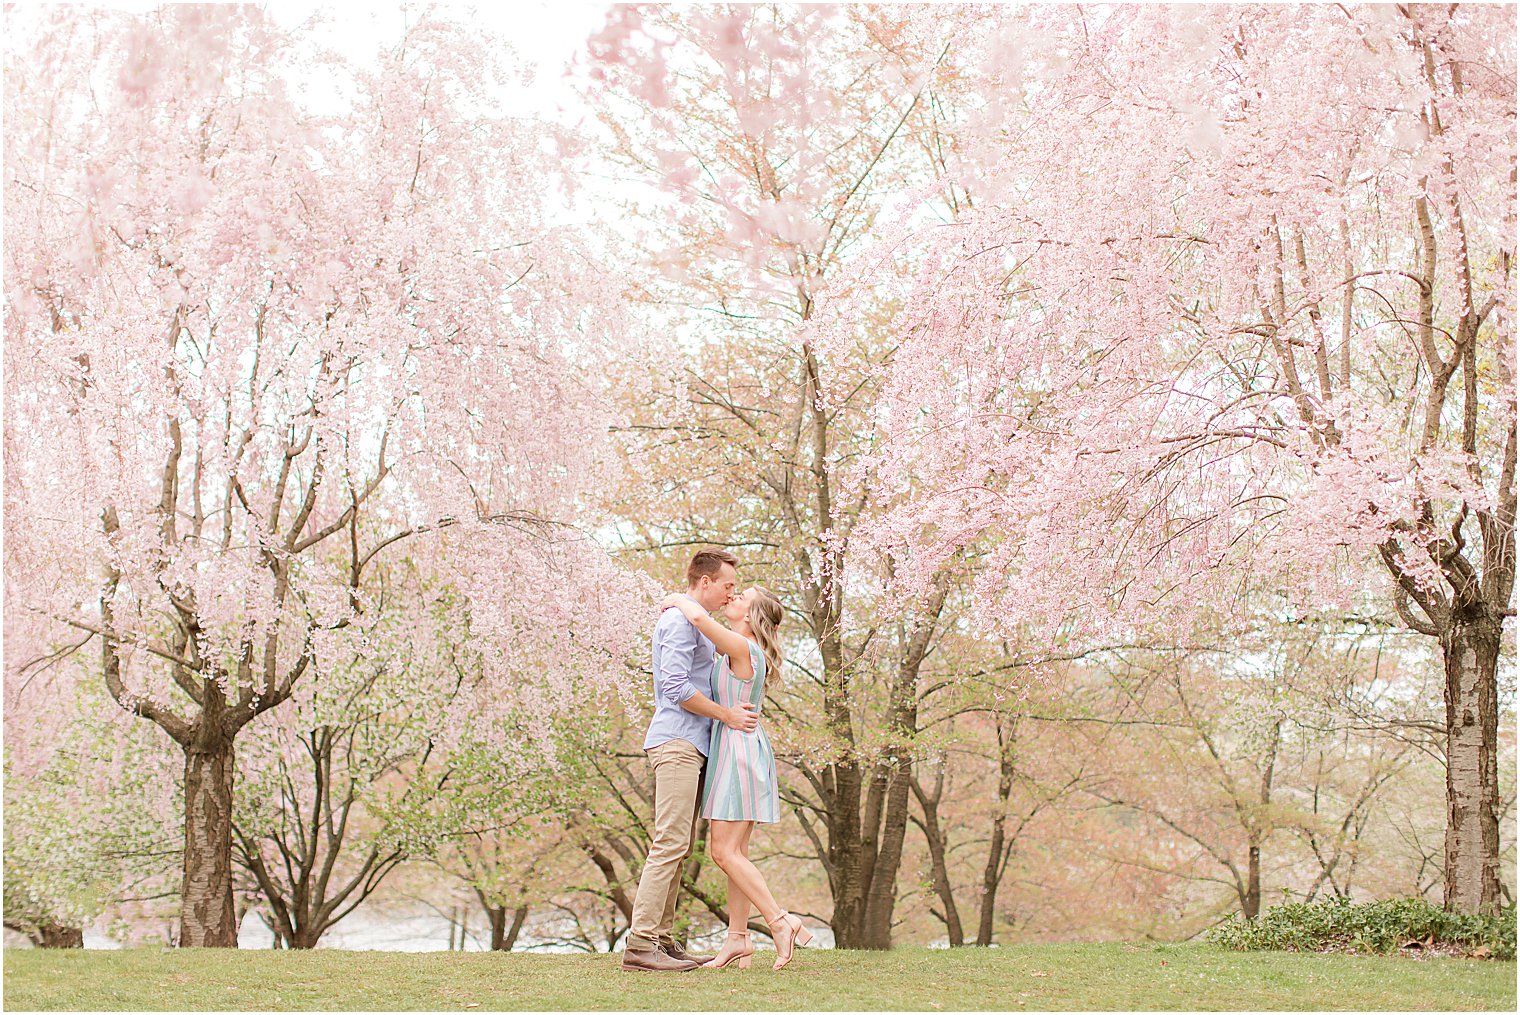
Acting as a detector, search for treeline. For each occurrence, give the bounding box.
[5,593,1513,950]
[4,4,1515,951]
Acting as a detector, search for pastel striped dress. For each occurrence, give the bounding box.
[701,640,780,823]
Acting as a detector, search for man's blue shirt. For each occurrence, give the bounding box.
[643,598,717,756]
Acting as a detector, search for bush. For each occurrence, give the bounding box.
[1208,897,1516,960]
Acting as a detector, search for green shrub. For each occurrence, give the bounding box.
[1208,897,1516,960]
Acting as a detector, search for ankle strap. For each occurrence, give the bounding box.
[727,929,751,938]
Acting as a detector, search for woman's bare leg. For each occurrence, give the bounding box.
[708,819,783,922]
[704,829,756,967]
[727,876,752,934]
[729,821,757,932]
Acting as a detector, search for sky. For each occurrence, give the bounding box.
[1,2,633,236]
[263,1,613,124]
[2,2,613,122]
[251,2,645,236]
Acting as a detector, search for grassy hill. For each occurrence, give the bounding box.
[4,940,1514,1011]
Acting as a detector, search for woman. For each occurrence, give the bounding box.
[660,586,814,971]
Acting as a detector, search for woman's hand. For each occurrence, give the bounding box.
[660,592,702,622]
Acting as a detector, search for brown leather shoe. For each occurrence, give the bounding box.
[661,941,712,964]
[621,948,700,972]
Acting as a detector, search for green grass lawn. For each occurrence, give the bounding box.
[3,941,1514,1011]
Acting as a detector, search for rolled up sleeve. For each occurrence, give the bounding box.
[656,616,700,707]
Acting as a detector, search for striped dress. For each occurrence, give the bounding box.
[701,640,780,823]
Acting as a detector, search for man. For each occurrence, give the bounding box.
[621,548,759,972]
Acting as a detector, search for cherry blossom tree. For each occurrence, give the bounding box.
[832,4,1514,916]
[583,2,1006,949]
[4,6,641,946]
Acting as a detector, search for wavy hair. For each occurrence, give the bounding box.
[747,586,785,682]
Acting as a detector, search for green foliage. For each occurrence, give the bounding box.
[1208,897,1516,960]
[3,680,184,942]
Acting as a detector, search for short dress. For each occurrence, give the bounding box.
[701,640,780,823]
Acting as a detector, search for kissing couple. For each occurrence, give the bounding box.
[620,548,815,973]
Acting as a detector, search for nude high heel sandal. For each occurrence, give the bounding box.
[703,930,753,970]
[767,911,814,970]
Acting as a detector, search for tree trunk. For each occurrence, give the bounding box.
[911,771,965,947]
[40,924,84,948]
[481,900,530,951]
[583,840,635,923]
[821,640,872,949]
[1243,718,1280,921]
[858,653,920,948]
[288,927,323,950]
[504,905,528,951]
[975,812,1006,946]
[180,737,238,947]
[826,784,867,947]
[1244,843,1262,920]
[1441,612,1504,916]
[6,922,87,948]
[859,762,912,949]
[816,598,951,948]
[487,907,505,950]
[850,578,950,949]
[975,715,1018,946]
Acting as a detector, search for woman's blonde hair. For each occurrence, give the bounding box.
[747,586,785,682]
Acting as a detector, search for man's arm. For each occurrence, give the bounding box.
[681,689,758,733]
[655,614,702,708]
[661,595,753,678]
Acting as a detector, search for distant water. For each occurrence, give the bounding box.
[8,905,836,952]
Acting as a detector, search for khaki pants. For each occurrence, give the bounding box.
[626,738,704,952]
